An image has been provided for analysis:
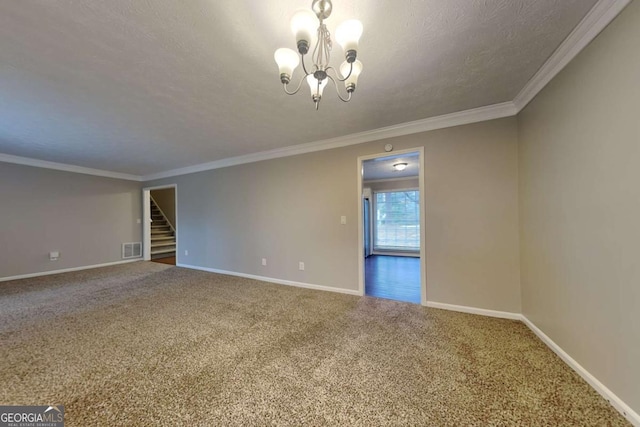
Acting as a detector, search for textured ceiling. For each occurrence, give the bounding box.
[0,0,598,175]
[363,153,420,181]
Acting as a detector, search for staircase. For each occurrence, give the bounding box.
[150,199,176,260]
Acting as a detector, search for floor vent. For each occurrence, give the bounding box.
[122,242,142,259]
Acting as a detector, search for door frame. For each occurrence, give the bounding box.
[357,147,427,305]
[142,184,178,261]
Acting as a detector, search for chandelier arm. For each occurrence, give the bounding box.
[283,73,310,95]
[326,75,352,102]
[300,53,311,76]
[326,62,353,82]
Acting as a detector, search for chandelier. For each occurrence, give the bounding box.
[274,0,363,110]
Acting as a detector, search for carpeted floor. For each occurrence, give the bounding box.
[0,262,629,426]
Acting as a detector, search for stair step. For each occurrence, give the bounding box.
[151,248,176,255]
[150,200,175,253]
[151,242,176,248]
[151,235,175,241]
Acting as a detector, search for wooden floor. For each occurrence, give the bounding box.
[365,255,420,304]
[152,256,176,265]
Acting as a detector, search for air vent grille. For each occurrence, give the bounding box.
[122,242,142,259]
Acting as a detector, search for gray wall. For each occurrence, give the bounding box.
[151,187,176,228]
[518,1,639,413]
[0,163,142,278]
[146,117,521,313]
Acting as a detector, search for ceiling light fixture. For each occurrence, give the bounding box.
[393,163,408,171]
[274,0,363,110]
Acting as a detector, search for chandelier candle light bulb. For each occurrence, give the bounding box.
[340,60,362,92]
[290,9,318,54]
[335,19,363,61]
[307,74,329,98]
[274,0,363,109]
[274,48,300,84]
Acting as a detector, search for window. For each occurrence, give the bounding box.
[374,190,420,251]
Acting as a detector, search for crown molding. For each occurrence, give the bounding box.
[142,101,518,181]
[363,176,420,185]
[513,0,632,112]
[3,0,630,181]
[0,153,142,181]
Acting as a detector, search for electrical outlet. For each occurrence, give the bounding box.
[49,251,59,261]
[341,215,347,225]
[262,258,267,266]
[185,250,189,256]
[298,262,305,271]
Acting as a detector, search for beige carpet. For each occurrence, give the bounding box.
[0,262,629,426]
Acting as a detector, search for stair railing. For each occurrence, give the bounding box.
[150,195,176,233]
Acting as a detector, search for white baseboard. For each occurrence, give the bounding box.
[0,259,142,283]
[425,301,522,320]
[176,263,362,297]
[4,259,636,424]
[426,302,639,425]
[521,316,639,426]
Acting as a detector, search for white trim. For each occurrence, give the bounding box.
[521,316,640,426]
[142,184,178,262]
[176,263,361,296]
[424,302,639,424]
[142,103,517,181]
[371,251,420,258]
[371,187,421,255]
[1,1,631,182]
[0,153,142,181]
[357,147,427,304]
[425,301,522,320]
[0,259,141,282]
[513,0,632,111]
[2,1,630,182]
[363,176,420,185]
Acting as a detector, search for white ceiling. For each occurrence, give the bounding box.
[363,153,419,181]
[0,0,600,176]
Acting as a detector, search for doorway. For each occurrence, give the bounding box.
[357,148,426,305]
[142,184,177,266]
